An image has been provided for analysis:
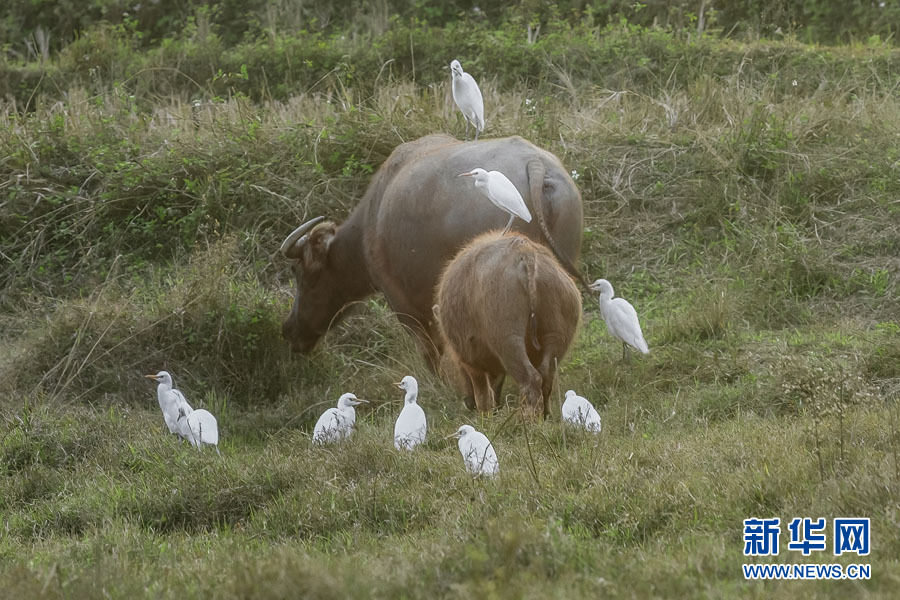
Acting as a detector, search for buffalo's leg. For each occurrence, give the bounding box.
[458,364,477,410]
[490,373,505,406]
[462,376,477,410]
[536,333,571,418]
[537,354,560,418]
[461,363,494,413]
[395,311,442,373]
[498,335,543,420]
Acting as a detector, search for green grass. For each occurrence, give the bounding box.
[2,16,900,600]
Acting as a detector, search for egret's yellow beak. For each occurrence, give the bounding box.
[394,381,404,389]
[144,374,159,381]
[458,172,474,177]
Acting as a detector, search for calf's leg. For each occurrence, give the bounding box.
[497,335,543,420]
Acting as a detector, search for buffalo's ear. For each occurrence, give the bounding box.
[302,223,337,271]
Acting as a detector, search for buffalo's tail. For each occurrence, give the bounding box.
[520,249,541,351]
[526,159,590,291]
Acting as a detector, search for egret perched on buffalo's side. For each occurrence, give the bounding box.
[448,425,499,477]
[393,375,427,450]
[450,59,485,140]
[458,168,532,234]
[561,390,602,433]
[312,393,367,444]
[145,370,193,441]
[589,278,649,361]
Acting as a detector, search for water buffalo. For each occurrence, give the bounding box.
[280,134,584,368]
[435,232,582,418]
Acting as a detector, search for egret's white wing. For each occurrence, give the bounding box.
[173,405,194,442]
[583,406,602,433]
[485,171,531,222]
[394,404,427,450]
[452,73,485,131]
[188,409,219,446]
[172,389,193,413]
[460,432,499,476]
[460,72,484,130]
[474,432,499,476]
[561,395,584,423]
[313,408,342,444]
[609,298,649,354]
[562,395,601,433]
[162,389,193,439]
[459,437,479,473]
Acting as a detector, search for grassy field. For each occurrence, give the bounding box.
[2,14,900,599]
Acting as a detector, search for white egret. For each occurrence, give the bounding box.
[450,59,485,140]
[449,425,499,477]
[312,393,367,444]
[178,407,221,455]
[393,375,427,450]
[561,390,602,433]
[145,371,193,441]
[458,168,532,234]
[589,278,649,360]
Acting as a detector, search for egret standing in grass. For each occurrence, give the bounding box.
[393,375,427,450]
[145,371,193,441]
[450,59,485,140]
[589,278,649,361]
[458,168,532,234]
[313,393,367,444]
[178,406,221,455]
[449,425,499,477]
[561,390,602,433]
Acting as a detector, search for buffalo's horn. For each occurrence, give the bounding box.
[280,216,325,256]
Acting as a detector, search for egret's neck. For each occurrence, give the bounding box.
[157,381,171,395]
[342,405,356,419]
[404,389,418,405]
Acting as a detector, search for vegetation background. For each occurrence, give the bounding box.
[2,0,899,597]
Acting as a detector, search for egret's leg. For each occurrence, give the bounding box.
[474,127,480,141]
[464,120,470,141]
[502,214,514,234]
[216,446,221,457]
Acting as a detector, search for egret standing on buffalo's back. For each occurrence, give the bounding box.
[450,59,485,140]
[458,168,532,234]
[589,278,649,361]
